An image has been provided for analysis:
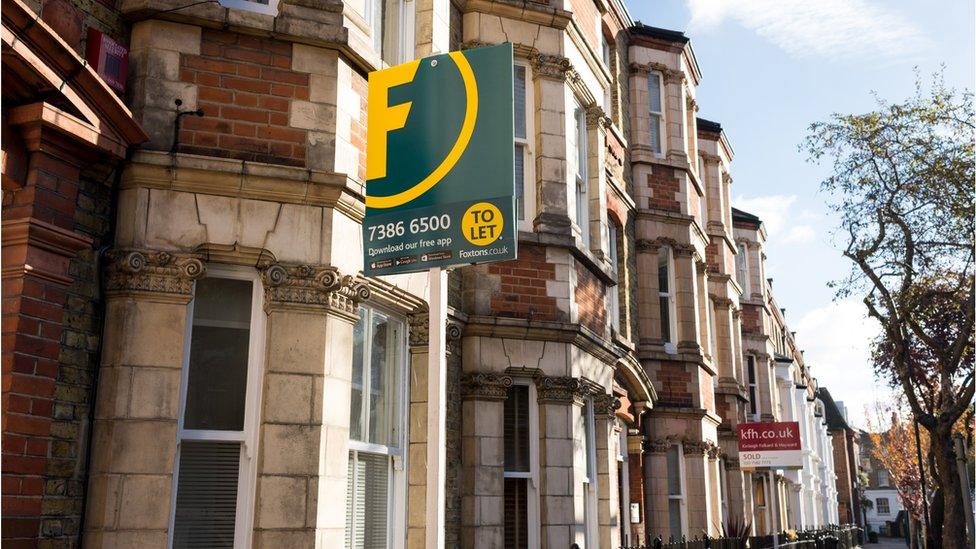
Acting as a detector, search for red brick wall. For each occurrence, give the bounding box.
[575,263,607,334]
[741,304,761,334]
[655,362,693,407]
[705,242,719,271]
[179,29,309,166]
[647,166,681,212]
[570,0,599,50]
[487,245,560,321]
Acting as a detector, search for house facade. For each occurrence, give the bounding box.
[2,0,849,547]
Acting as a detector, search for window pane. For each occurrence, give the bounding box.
[668,499,682,538]
[350,308,366,442]
[582,400,594,480]
[576,108,587,178]
[666,445,681,496]
[514,66,526,139]
[649,114,662,154]
[380,0,400,65]
[515,144,525,221]
[503,477,528,548]
[184,277,252,431]
[659,296,671,343]
[346,452,390,549]
[648,74,662,112]
[504,386,530,472]
[173,440,241,549]
[368,312,399,446]
[658,248,669,293]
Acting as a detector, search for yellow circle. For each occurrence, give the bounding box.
[461,202,504,246]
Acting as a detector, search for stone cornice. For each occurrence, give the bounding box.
[463,315,624,365]
[260,263,369,320]
[461,372,513,401]
[121,151,366,223]
[462,0,572,30]
[104,248,205,302]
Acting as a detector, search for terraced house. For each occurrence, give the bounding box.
[2,0,848,547]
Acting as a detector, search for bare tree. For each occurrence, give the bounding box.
[804,72,974,548]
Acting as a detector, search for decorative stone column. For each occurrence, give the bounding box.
[585,106,610,259]
[530,54,573,237]
[706,446,723,537]
[594,395,622,549]
[673,246,701,353]
[251,263,369,548]
[84,249,204,547]
[535,376,587,549]
[682,441,712,537]
[459,372,511,549]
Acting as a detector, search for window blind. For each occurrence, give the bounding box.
[504,386,530,472]
[346,451,390,549]
[172,441,242,548]
[504,477,528,548]
[514,66,526,139]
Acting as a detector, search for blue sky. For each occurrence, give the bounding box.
[626,0,975,426]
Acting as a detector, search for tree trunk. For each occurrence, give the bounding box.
[930,423,968,549]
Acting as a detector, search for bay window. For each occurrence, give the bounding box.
[504,382,539,548]
[171,268,265,548]
[346,307,406,549]
[658,245,676,352]
[648,72,664,155]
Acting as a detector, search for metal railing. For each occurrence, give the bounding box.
[618,525,863,549]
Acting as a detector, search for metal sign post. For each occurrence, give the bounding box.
[363,44,516,549]
[425,266,447,549]
[769,470,779,549]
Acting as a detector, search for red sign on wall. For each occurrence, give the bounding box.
[85,28,128,94]
[736,421,802,469]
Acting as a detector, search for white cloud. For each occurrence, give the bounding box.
[686,0,930,64]
[732,194,796,235]
[794,298,890,429]
[782,224,816,244]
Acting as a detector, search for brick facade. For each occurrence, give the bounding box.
[487,245,560,321]
[179,30,309,166]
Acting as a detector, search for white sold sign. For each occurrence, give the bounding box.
[736,421,803,469]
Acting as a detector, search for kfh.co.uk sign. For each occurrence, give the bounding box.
[736,421,803,469]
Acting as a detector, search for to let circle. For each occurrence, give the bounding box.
[461,202,504,246]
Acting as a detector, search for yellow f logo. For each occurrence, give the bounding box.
[366,60,421,181]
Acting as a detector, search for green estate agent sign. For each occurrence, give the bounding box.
[363,43,517,276]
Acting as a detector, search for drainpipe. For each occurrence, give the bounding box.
[954,433,974,545]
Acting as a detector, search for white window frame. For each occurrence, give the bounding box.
[608,220,620,333]
[169,265,266,549]
[659,245,677,353]
[347,305,409,549]
[746,354,759,421]
[736,243,751,296]
[573,103,590,248]
[218,0,279,16]
[666,443,688,538]
[582,397,599,548]
[503,379,541,548]
[648,71,665,156]
[876,497,890,515]
[514,62,536,231]
[877,470,890,487]
[754,474,770,534]
[368,0,412,67]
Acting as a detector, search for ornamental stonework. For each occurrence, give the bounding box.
[536,376,590,405]
[594,393,622,420]
[261,263,370,318]
[532,54,572,80]
[461,372,513,401]
[104,249,205,297]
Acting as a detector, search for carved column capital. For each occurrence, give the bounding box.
[594,393,622,420]
[683,440,710,456]
[531,54,572,80]
[104,249,205,301]
[260,263,369,320]
[726,457,741,470]
[646,437,674,454]
[535,376,590,405]
[585,105,608,129]
[408,312,429,347]
[461,372,513,401]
